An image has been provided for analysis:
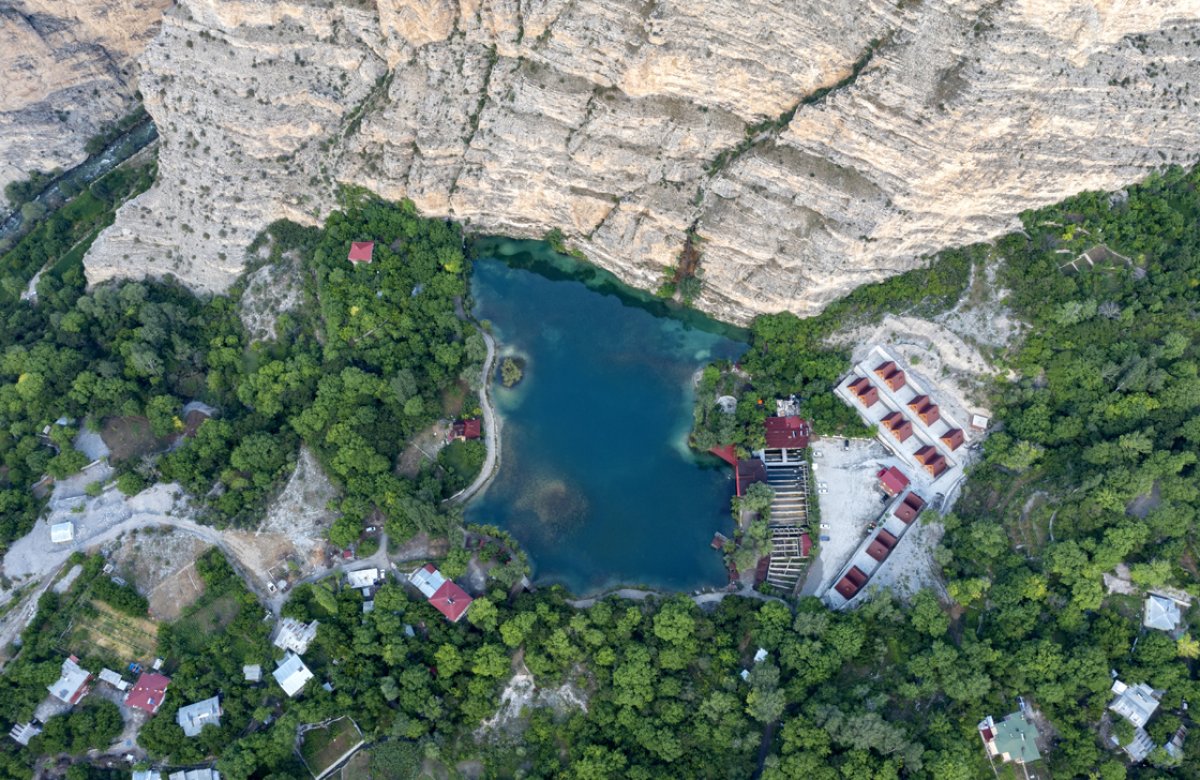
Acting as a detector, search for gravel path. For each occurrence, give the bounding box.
[448,324,501,504]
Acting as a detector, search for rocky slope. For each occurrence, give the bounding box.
[85,0,1200,322]
[0,0,168,196]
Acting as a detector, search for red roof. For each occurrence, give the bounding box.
[126,672,171,715]
[848,377,871,395]
[894,492,926,523]
[348,241,375,263]
[800,533,812,558]
[914,445,937,465]
[942,428,965,450]
[877,466,909,496]
[709,444,738,467]
[453,419,481,440]
[429,580,473,622]
[856,385,880,407]
[835,566,870,599]
[735,458,768,497]
[918,404,940,425]
[867,538,893,562]
[882,369,906,391]
[764,416,809,449]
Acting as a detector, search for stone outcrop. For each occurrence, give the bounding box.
[0,0,168,195]
[85,0,1200,323]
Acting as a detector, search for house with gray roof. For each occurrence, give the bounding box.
[978,710,1041,765]
[1144,594,1184,633]
[176,696,221,737]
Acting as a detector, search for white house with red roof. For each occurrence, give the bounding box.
[407,563,473,623]
[48,656,92,705]
[126,672,171,715]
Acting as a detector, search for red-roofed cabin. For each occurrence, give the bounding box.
[874,362,907,391]
[877,466,910,496]
[736,458,768,497]
[908,396,940,425]
[430,580,473,623]
[125,672,171,715]
[835,566,869,600]
[764,416,809,449]
[881,412,913,443]
[708,444,738,467]
[874,361,896,379]
[452,418,481,440]
[853,382,879,407]
[348,241,375,263]
[867,529,899,561]
[915,447,947,476]
[848,377,870,395]
[941,428,965,450]
[800,533,812,558]
[894,492,926,523]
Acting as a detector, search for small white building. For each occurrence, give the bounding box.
[243,665,262,683]
[50,522,75,544]
[346,568,381,591]
[167,770,220,780]
[132,771,164,780]
[176,696,221,737]
[9,722,41,746]
[48,656,91,705]
[753,648,769,664]
[272,617,318,655]
[273,653,313,698]
[99,668,130,691]
[1144,594,1184,633]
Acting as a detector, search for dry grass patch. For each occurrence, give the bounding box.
[68,600,158,661]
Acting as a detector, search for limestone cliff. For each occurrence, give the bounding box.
[0,0,168,195]
[85,0,1200,323]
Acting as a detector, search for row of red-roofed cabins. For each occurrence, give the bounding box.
[847,377,879,408]
[835,566,870,600]
[881,412,914,443]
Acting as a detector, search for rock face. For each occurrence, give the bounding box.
[0,0,168,195]
[85,0,1200,323]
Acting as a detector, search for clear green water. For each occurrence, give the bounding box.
[466,238,748,595]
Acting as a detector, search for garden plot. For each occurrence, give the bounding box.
[299,717,364,779]
[66,600,158,660]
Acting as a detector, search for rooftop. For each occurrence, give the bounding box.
[1144,594,1183,632]
[346,568,381,590]
[273,653,313,698]
[764,416,809,450]
[1110,680,1161,729]
[48,656,91,705]
[126,672,171,715]
[347,241,374,263]
[981,711,1041,764]
[177,696,221,737]
[877,466,909,496]
[273,617,318,655]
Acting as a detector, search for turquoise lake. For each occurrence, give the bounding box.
[466,238,748,595]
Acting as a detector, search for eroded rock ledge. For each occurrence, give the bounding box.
[85,0,1200,323]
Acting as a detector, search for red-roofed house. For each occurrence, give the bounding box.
[881,412,914,443]
[408,564,473,623]
[867,529,899,561]
[874,361,896,378]
[877,466,910,496]
[835,567,869,600]
[126,673,171,715]
[852,382,880,408]
[894,492,926,523]
[874,362,907,391]
[764,416,809,449]
[942,428,965,450]
[452,418,481,441]
[914,446,947,477]
[909,396,940,425]
[736,458,768,497]
[348,241,375,263]
[708,444,738,467]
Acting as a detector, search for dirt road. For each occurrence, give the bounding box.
[448,325,501,504]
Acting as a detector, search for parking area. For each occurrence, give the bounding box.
[799,437,895,597]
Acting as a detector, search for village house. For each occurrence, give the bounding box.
[176,696,221,737]
[243,665,262,683]
[451,418,482,441]
[8,722,40,746]
[893,492,926,524]
[408,563,473,623]
[272,617,318,655]
[125,672,171,715]
[877,466,910,497]
[273,653,314,698]
[346,568,382,592]
[49,522,74,544]
[132,770,163,780]
[48,656,91,705]
[347,241,374,264]
[167,770,221,780]
[1143,594,1185,634]
[1109,680,1162,762]
[978,710,1041,766]
[98,668,130,691]
[834,566,869,600]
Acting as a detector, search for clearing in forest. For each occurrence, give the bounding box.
[67,600,158,661]
[299,717,364,779]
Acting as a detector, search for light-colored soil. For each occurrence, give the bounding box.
[800,438,893,597]
[476,660,588,739]
[110,528,211,620]
[239,257,303,342]
[397,421,451,479]
[862,519,947,602]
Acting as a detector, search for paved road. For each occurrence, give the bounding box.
[448,325,501,504]
[566,585,784,609]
